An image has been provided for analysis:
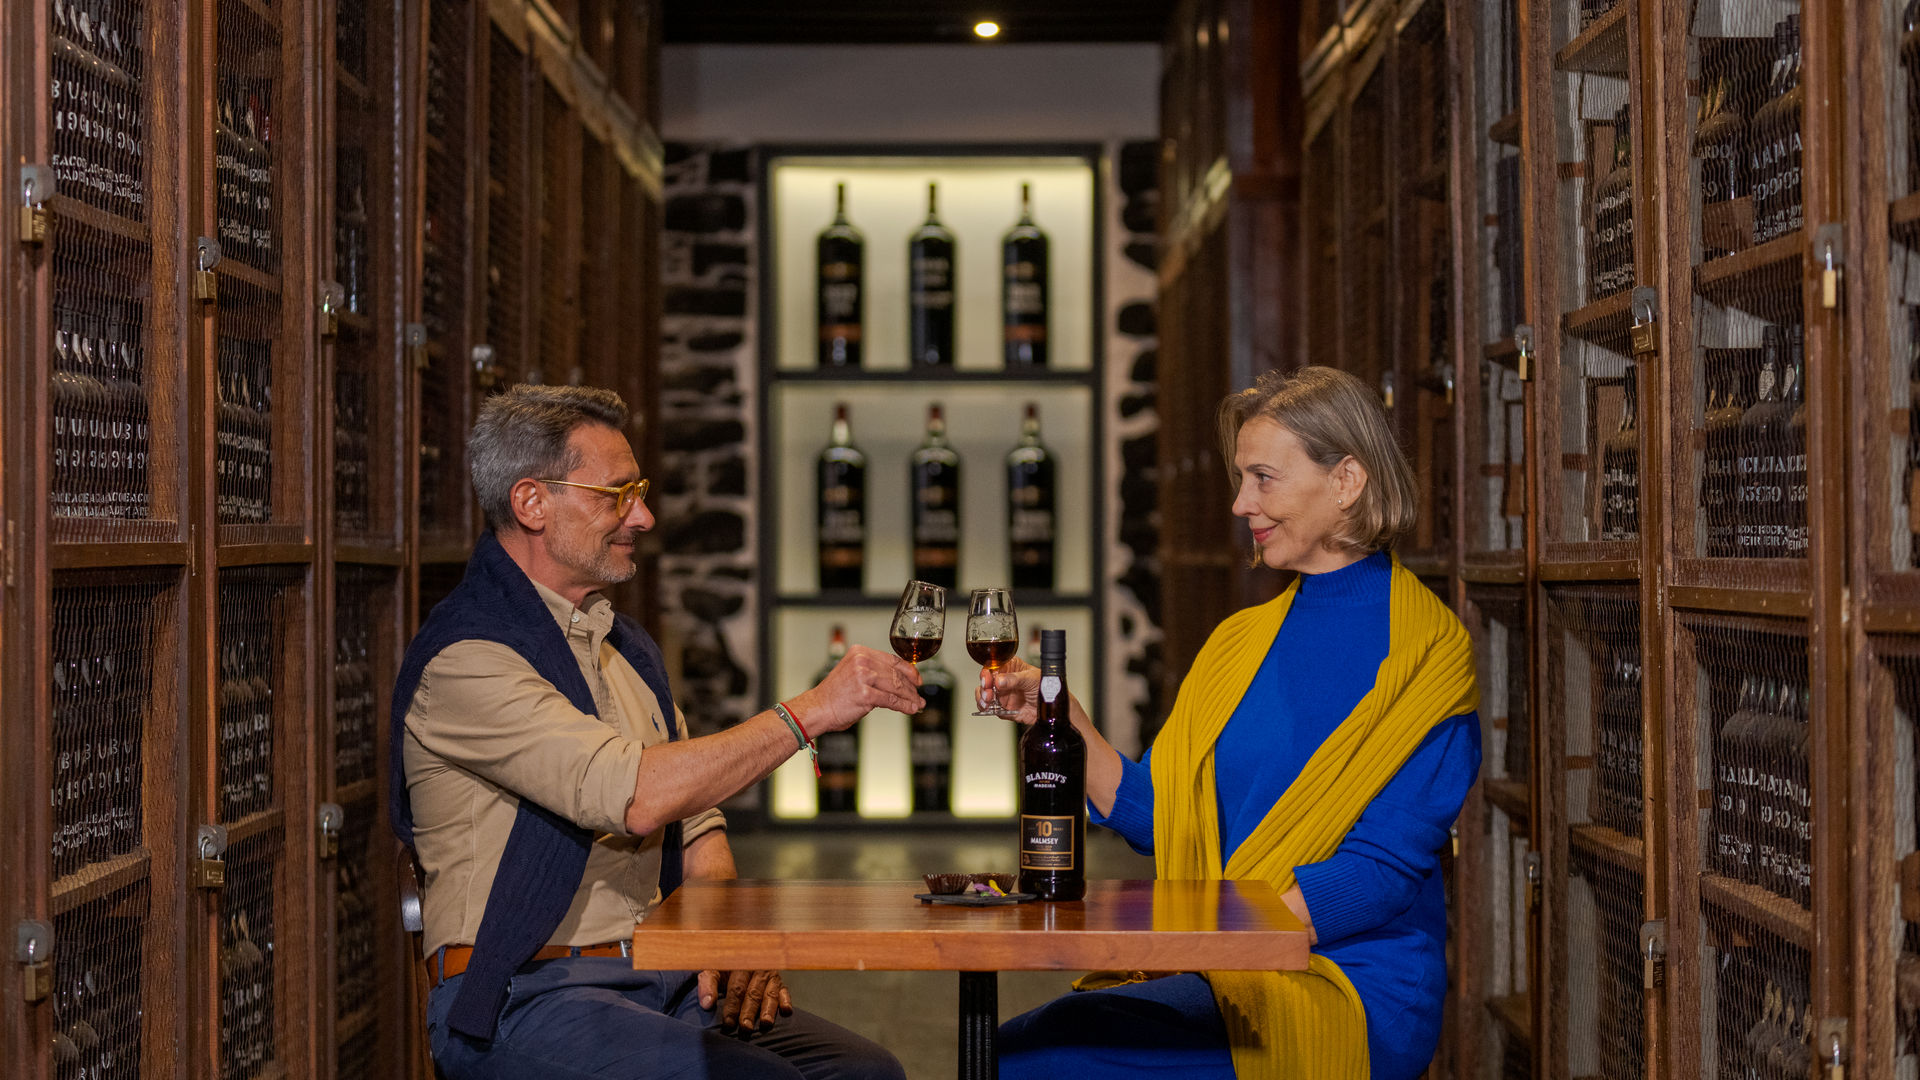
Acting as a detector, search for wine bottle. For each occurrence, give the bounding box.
[910,403,962,589]
[1751,678,1788,898]
[817,182,864,368]
[1789,684,1813,908]
[1777,17,1805,241]
[1702,351,1748,558]
[1737,327,1786,557]
[908,182,956,369]
[813,627,858,813]
[1749,21,1794,244]
[1591,107,1633,300]
[1599,362,1639,542]
[816,404,867,592]
[1006,403,1057,591]
[1781,326,1808,558]
[1003,182,1049,368]
[1019,629,1085,901]
[910,656,955,814]
[1714,675,1756,880]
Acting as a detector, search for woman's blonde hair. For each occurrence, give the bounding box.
[1217,365,1418,555]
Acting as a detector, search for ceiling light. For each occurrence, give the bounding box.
[974,20,1001,39]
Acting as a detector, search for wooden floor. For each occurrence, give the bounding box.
[726,824,1157,1078]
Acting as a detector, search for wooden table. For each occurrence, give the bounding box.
[631,879,1310,1079]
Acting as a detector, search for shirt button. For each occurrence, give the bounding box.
[570,612,581,624]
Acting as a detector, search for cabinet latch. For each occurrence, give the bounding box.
[319,281,344,339]
[1514,324,1534,382]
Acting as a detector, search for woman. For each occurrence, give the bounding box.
[987,366,1480,1080]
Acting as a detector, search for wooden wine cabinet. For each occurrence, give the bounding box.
[0,2,663,1077]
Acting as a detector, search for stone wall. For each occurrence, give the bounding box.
[658,143,760,757]
[656,141,1163,770]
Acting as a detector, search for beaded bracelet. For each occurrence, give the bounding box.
[772,702,819,777]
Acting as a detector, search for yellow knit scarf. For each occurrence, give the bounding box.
[1151,554,1479,1080]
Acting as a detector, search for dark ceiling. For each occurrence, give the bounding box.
[662,1,1175,45]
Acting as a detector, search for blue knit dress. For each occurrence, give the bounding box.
[998,551,1481,1080]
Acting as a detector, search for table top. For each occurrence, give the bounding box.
[630,879,1310,973]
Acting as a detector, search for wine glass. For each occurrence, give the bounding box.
[966,588,1018,717]
[890,581,946,663]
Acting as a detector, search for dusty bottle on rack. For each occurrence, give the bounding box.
[105,301,150,519]
[816,404,867,591]
[1590,106,1634,300]
[1737,327,1788,557]
[1702,351,1748,557]
[1002,182,1049,367]
[1599,362,1639,542]
[910,404,962,589]
[1019,629,1085,901]
[1006,403,1057,591]
[1749,19,1799,244]
[817,182,864,368]
[1783,683,1812,908]
[1781,327,1808,558]
[1751,677,1793,900]
[1692,61,1745,258]
[911,655,956,813]
[1776,16,1805,241]
[813,628,859,813]
[1713,674,1758,880]
[908,182,956,369]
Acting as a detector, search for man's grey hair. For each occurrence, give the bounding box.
[469,384,629,531]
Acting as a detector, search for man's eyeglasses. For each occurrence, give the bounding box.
[536,477,650,517]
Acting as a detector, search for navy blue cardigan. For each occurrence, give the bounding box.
[390,530,683,1040]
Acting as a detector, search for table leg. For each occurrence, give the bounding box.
[957,970,998,1080]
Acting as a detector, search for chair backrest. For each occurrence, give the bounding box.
[396,843,442,1080]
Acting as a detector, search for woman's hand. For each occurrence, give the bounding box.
[980,658,1040,724]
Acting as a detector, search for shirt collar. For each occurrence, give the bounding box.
[530,578,616,639]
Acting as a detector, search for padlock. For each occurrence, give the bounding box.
[192,823,228,890]
[1449,824,1459,858]
[1816,224,1844,311]
[1523,852,1542,910]
[319,282,342,339]
[1822,265,1840,310]
[1380,372,1396,411]
[1514,324,1534,383]
[318,802,344,860]
[1442,363,1455,407]
[193,236,221,305]
[16,919,53,1002]
[472,343,501,391]
[1630,287,1659,356]
[18,164,51,247]
[1639,920,1666,990]
[405,323,429,370]
[20,204,48,246]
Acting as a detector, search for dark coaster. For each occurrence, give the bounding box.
[914,891,1038,906]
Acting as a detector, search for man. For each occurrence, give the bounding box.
[391,384,918,1079]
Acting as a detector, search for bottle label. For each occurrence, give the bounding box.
[910,731,950,766]
[1020,814,1075,869]
[1040,675,1061,703]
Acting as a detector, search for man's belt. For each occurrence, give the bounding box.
[431,940,632,987]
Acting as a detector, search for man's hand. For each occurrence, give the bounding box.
[788,644,924,734]
[697,969,793,1033]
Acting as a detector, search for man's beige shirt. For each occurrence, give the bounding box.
[402,580,724,957]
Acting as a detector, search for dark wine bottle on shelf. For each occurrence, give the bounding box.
[1019,629,1085,901]
[1789,685,1812,908]
[910,656,955,814]
[1781,326,1808,558]
[1714,674,1756,881]
[1751,677,1789,899]
[1777,16,1805,241]
[1003,182,1049,368]
[1702,351,1747,558]
[816,404,867,591]
[817,182,864,368]
[1737,327,1787,558]
[908,183,956,369]
[1006,403,1057,591]
[1599,362,1639,542]
[813,627,858,813]
[1590,107,1633,301]
[1749,20,1795,244]
[910,404,961,589]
